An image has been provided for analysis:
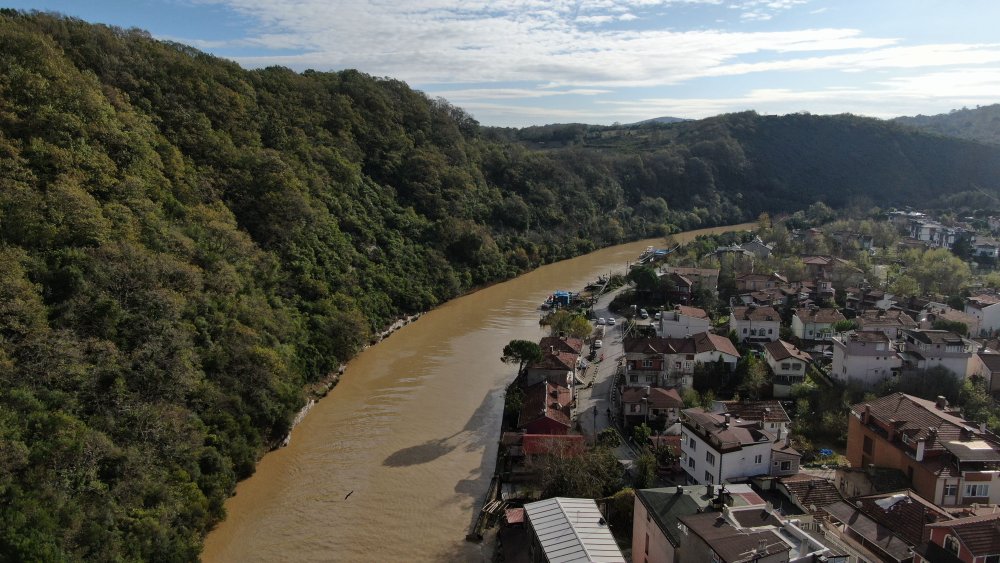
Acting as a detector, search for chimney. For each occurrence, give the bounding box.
[785,433,792,448]
[550,346,556,355]
[936,396,948,410]
[916,438,926,461]
[676,485,684,495]
[645,386,651,397]
[866,463,875,476]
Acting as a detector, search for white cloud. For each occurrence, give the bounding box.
[171,0,1000,125]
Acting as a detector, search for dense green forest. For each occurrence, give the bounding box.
[894,103,1000,145]
[3,11,1000,560]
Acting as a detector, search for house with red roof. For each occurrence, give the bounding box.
[729,305,780,343]
[792,306,846,342]
[620,386,683,427]
[763,340,811,397]
[847,392,1000,506]
[914,512,1000,563]
[517,381,572,435]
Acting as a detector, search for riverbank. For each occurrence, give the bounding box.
[202,223,753,563]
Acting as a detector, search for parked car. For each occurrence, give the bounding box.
[593,339,603,349]
[654,311,661,321]
[607,318,616,326]
[639,309,649,319]
[596,317,606,325]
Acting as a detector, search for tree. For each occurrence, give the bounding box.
[628,265,660,294]
[539,446,624,499]
[598,427,621,448]
[890,274,920,298]
[501,339,542,375]
[932,319,968,337]
[738,355,770,400]
[633,450,657,489]
[832,319,857,333]
[632,423,652,447]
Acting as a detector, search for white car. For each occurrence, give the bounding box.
[607,318,616,326]
[596,317,606,325]
[593,339,603,349]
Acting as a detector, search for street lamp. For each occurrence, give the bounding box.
[593,405,598,444]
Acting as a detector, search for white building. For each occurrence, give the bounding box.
[659,305,711,338]
[791,307,845,342]
[764,340,811,397]
[965,293,1000,336]
[729,305,781,343]
[898,329,976,379]
[680,408,798,486]
[831,331,902,388]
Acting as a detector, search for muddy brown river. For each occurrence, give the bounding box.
[202,224,750,562]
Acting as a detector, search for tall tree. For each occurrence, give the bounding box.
[501,339,543,375]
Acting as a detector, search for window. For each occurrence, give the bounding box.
[781,363,790,370]
[645,533,649,555]
[944,535,960,555]
[706,452,716,465]
[630,404,640,413]
[966,483,990,498]
[780,461,792,471]
[791,363,802,370]
[688,457,695,468]
[984,555,999,563]
[944,484,958,497]
[643,359,654,368]
[630,373,638,383]
[768,328,773,334]
[743,328,748,334]
[754,454,762,464]
[863,436,874,455]
[704,471,714,484]
[689,438,696,449]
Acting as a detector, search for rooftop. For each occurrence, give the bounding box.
[523,497,625,562]
[716,400,791,424]
[731,305,780,322]
[794,307,846,324]
[778,474,844,514]
[538,335,584,355]
[902,328,966,346]
[683,408,775,453]
[518,381,572,430]
[764,340,811,363]
[925,512,1000,556]
[635,484,762,547]
[670,304,709,320]
[620,386,684,409]
[678,511,789,563]
[852,392,1000,460]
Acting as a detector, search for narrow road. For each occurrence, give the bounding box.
[574,286,637,460]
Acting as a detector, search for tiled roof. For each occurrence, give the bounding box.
[853,490,953,547]
[794,307,846,324]
[842,330,892,344]
[663,266,720,277]
[623,336,672,355]
[925,512,1000,556]
[851,392,1000,459]
[779,474,843,513]
[857,309,917,328]
[518,381,571,430]
[764,340,811,363]
[682,408,774,452]
[731,306,780,322]
[621,387,684,409]
[528,349,578,371]
[690,331,740,357]
[673,305,709,319]
[717,400,791,424]
[522,434,585,456]
[538,336,584,355]
[967,293,1000,308]
[823,501,916,562]
[678,512,789,563]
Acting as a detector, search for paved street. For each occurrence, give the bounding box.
[573,286,637,460]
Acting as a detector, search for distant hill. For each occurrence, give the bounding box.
[893,104,1000,145]
[631,116,689,125]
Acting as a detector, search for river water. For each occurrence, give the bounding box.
[202,224,750,562]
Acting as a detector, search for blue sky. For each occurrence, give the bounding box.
[9,0,1000,127]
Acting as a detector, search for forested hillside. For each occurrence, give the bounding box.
[3,11,1000,560]
[894,104,1000,145]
